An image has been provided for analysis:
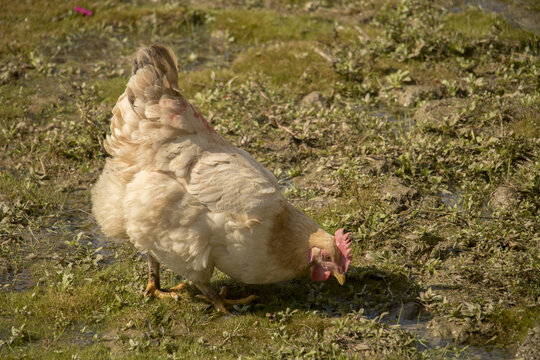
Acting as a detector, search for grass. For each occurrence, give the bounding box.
[231,41,338,93]
[443,8,533,41]
[1,0,539,358]
[211,9,339,45]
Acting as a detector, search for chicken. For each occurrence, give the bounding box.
[91,45,352,313]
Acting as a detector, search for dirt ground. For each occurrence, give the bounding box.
[0,0,538,359]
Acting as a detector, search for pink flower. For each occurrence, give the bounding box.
[74,6,93,16]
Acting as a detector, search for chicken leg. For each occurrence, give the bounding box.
[144,255,188,299]
[145,255,257,313]
[195,282,258,314]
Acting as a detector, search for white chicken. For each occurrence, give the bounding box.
[92,45,351,313]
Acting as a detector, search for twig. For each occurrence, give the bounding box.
[256,89,299,138]
[354,25,371,41]
[269,116,317,147]
[257,87,317,147]
[273,118,300,139]
[259,90,272,103]
[313,47,336,63]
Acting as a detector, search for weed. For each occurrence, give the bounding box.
[1,0,539,358]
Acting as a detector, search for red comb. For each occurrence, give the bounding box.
[335,228,352,273]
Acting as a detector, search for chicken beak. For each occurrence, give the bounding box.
[333,271,346,286]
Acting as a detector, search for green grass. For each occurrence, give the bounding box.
[0,84,35,120]
[94,76,130,106]
[232,41,338,93]
[211,9,338,45]
[443,7,534,41]
[0,0,196,56]
[1,0,540,358]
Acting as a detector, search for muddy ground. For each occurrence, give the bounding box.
[0,0,539,359]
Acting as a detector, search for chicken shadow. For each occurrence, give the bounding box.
[207,264,421,318]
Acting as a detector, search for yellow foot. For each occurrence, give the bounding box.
[196,286,258,314]
[145,281,189,300]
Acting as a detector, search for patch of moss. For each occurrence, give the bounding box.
[211,9,337,45]
[94,76,129,106]
[178,68,237,100]
[443,8,534,42]
[490,305,540,345]
[232,41,338,94]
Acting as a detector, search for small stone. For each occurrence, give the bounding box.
[211,30,226,41]
[304,1,318,12]
[414,98,471,126]
[300,91,325,109]
[364,251,377,262]
[387,85,442,107]
[365,157,389,176]
[428,316,471,344]
[400,302,422,320]
[489,185,520,211]
[188,52,198,62]
[380,177,419,212]
[390,302,422,321]
[210,30,230,48]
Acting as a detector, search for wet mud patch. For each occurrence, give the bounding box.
[0,190,118,294]
[459,0,540,32]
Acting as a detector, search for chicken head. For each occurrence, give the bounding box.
[308,228,352,285]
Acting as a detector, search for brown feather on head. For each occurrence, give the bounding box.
[307,228,352,285]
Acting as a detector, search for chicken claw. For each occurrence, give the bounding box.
[196,284,258,314]
[145,280,188,300]
[144,254,188,300]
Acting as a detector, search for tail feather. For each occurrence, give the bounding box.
[131,44,178,87]
[103,44,213,168]
[104,45,181,159]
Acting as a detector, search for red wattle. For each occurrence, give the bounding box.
[311,266,331,282]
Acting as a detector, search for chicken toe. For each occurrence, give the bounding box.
[144,255,188,300]
[196,284,258,314]
[145,281,188,300]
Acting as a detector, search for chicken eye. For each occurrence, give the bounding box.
[323,254,331,262]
